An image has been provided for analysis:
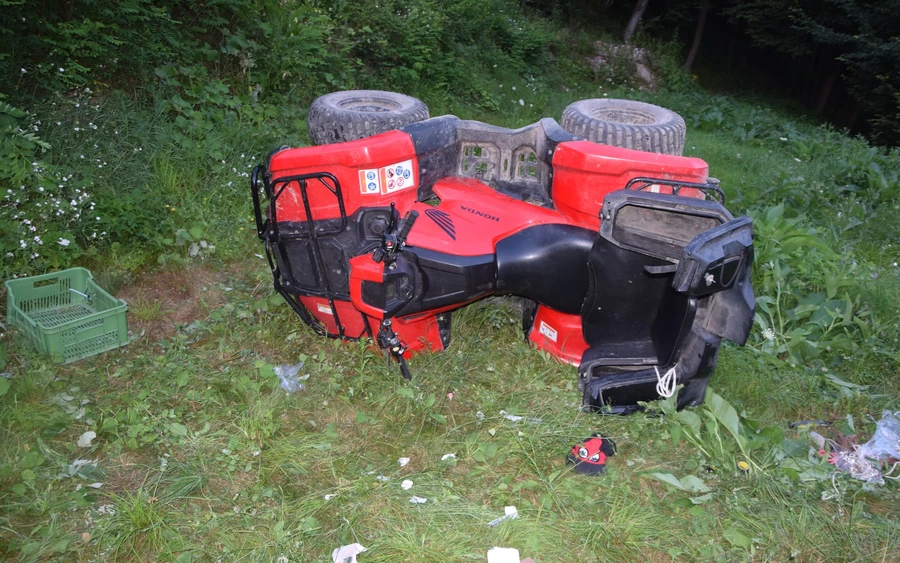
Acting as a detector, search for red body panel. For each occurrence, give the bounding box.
[268,130,420,222]
[528,306,590,366]
[298,296,373,339]
[392,314,447,354]
[348,255,386,319]
[551,141,708,229]
[405,177,578,255]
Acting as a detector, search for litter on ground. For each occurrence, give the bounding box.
[274,362,306,393]
[332,543,367,563]
[487,505,518,527]
[487,547,520,563]
[76,431,96,448]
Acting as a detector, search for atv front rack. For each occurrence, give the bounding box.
[251,166,372,341]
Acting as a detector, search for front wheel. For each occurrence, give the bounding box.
[560,98,686,156]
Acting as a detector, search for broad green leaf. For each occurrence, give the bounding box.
[169,423,188,437]
[101,417,118,433]
[21,452,43,469]
[301,515,320,533]
[723,526,751,549]
[675,409,702,435]
[647,472,684,490]
[707,391,741,444]
[670,422,683,446]
[679,475,711,493]
[690,493,714,504]
[823,373,867,390]
[0,377,9,398]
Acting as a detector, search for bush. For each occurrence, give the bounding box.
[0,102,98,277]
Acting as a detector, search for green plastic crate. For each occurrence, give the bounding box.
[5,267,128,363]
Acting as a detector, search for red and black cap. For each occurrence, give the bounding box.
[566,433,616,475]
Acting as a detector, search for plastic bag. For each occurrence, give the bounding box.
[863,410,900,459]
[274,362,306,393]
[831,410,900,485]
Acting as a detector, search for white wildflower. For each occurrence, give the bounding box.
[57,238,70,247]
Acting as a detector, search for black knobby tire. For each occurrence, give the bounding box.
[307,90,430,146]
[560,99,686,156]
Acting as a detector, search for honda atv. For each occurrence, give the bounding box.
[250,90,755,414]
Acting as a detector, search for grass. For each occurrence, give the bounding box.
[2,51,900,563]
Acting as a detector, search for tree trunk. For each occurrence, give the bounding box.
[846,100,862,131]
[683,0,711,72]
[726,19,742,69]
[815,60,840,113]
[624,0,651,44]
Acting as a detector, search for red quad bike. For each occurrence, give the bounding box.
[250,91,755,414]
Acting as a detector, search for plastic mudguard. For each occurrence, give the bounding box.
[579,190,755,413]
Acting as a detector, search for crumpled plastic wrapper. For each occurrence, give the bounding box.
[274,362,306,393]
[816,410,900,484]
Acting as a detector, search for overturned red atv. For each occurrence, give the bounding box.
[250,91,755,413]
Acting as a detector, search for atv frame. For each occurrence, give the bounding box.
[250,115,755,413]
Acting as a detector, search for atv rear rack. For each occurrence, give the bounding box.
[625,177,726,205]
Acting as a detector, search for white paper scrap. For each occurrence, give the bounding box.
[332,543,367,563]
[499,410,542,424]
[76,431,96,448]
[409,496,427,504]
[401,479,413,490]
[487,547,520,563]
[398,457,410,467]
[441,453,456,461]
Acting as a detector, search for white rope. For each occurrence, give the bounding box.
[655,364,677,398]
[883,461,900,480]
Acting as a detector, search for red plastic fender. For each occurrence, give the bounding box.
[348,254,386,319]
[551,141,709,229]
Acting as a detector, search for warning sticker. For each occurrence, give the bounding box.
[358,160,416,195]
[317,303,333,316]
[359,169,381,195]
[539,320,558,342]
[382,159,415,194]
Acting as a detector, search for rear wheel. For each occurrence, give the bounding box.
[560,98,686,156]
[307,90,430,146]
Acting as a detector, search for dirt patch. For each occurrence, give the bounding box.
[102,452,152,494]
[116,265,232,341]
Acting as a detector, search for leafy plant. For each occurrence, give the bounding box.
[749,204,875,363]
[653,388,785,471]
